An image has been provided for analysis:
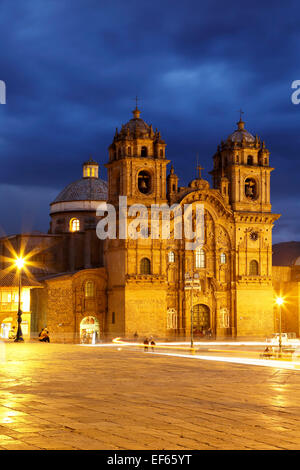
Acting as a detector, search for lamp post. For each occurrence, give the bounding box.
[276,296,284,357]
[14,257,25,342]
[184,273,201,348]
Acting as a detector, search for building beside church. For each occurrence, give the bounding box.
[2,106,299,342]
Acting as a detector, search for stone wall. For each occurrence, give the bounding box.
[31,268,107,343]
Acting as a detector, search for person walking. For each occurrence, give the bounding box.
[143,337,149,351]
[150,338,156,352]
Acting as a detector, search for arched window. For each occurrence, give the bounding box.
[167,308,177,329]
[70,218,80,232]
[247,155,254,165]
[85,281,95,298]
[220,253,226,264]
[128,146,131,156]
[195,248,205,268]
[249,260,259,275]
[160,148,164,157]
[168,251,175,263]
[141,146,148,157]
[245,178,257,200]
[138,170,151,194]
[140,257,151,275]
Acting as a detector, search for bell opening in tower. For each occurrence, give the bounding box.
[138,170,151,194]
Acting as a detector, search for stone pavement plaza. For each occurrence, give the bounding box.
[0,342,299,450]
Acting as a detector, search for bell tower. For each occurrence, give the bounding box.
[104,106,170,340]
[210,116,272,212]
[105,105,170,207]
[210,115,280,338]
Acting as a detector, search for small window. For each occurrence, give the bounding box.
[70,218,80,232]
[141,146,148,157]
[128,146,131,156]
[220,253,226,264]
[112,312,115,324]
[249,260,259,276]
[247,155,254,165]
[85,281,94,298]
[195,248,205,268]
[140,257,151,275]
[160,149,164,157]
[168,251,175,263]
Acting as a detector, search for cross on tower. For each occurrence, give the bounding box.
[197,164,204,179]
[238,108,244,121]
[134,96,140,109]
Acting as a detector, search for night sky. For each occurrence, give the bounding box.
[0,0,299,243]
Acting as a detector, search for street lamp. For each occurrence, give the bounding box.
[184,273,201,348]
[14,256,25,342]
[276,296,284,356]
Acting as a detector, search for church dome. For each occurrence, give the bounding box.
[108,106,166,162]
[122,108,150,137]
[227,118,255,143]
[53,177,108,203]
[49,159,108,231]
[113,107,161,142]
[52,158,108,204]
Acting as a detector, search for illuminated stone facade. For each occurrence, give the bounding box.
[103,109,280,339]
[1,108,291,342]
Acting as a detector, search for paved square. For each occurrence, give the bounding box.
[0,342,299,450]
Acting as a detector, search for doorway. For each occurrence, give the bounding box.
[80,316,100,344]
[193,304,210,336]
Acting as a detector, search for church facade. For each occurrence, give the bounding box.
[0,107,287,342]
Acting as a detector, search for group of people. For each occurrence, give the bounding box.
[143,337,156,352]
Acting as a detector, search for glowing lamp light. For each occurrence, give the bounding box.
[15,257,25,270]
[276,297,284,306]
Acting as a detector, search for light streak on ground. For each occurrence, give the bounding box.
[111,338,268,348]
[78,338,300,370]
[152,351,300,371]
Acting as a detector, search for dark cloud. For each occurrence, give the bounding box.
[0,0,299,240]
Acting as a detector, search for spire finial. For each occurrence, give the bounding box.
[237,108,245,129]
[132,96,141,118]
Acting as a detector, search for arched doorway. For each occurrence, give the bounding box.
[80,316,100,344]
[193,304,210,336]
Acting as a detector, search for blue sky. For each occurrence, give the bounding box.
[0,0,299,242]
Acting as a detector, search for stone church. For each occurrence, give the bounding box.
[1,106,294,343]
